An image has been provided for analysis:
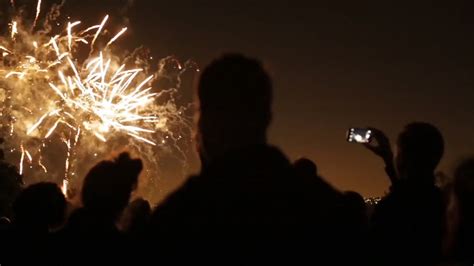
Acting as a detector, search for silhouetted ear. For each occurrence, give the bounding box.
[116,152,143,175]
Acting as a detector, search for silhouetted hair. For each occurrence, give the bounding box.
[397,122,444,172]
[198,54,272,134]
[82,152,142,218]
[13,182,66,229]
[294,158,318,176]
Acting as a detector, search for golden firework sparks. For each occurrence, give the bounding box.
[32,0,42,29]
[12,14,159,147]
[1,0,192,197]
[38,153,48,173]
[11,21,18,39]
[19,144,25,175]
[90,15,108,48]
[61,179,68,196]
[106,27,127,47]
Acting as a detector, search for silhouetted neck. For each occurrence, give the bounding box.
[397,172,436,187]
[201,143,287,172]
[70,207,120,228]
[201,138,268,167]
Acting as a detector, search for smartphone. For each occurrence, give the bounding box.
[347,128,372,143]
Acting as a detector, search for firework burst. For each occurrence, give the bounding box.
[0,1,194,200]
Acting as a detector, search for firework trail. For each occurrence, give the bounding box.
[32,0,42,29]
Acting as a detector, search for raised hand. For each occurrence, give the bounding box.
[363,128,393,163]
[363,128,397,183]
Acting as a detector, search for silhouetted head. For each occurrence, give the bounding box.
[395,122,444,181]
[0,158,23,218]
[344,191,366,211]
[294,158,318,176]
[127,198,151,217]
[82,152,142,220]
[196,54,272,164]
[453,157,474,218]
[12,182,66,231]
[343,191,368,228]
[120,198,151,234]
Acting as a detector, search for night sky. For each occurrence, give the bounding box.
[28,0,474,196]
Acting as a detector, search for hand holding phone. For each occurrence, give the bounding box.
[348,127,397,183]
[361,128,392,159]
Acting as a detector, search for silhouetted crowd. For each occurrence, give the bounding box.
[0,54,473,265]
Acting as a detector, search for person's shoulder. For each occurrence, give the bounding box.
[373,180,438,214]
[371,189,401,219]
[151,174,204,213]
[168,174,208,196]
